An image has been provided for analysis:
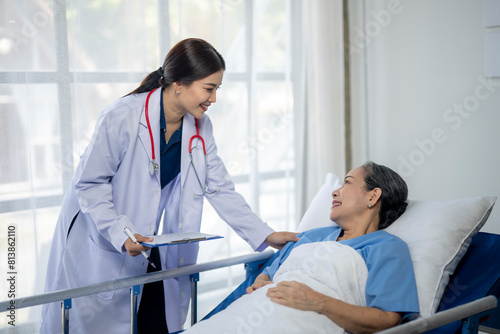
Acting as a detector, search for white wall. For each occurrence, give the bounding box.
[350,0,500,233]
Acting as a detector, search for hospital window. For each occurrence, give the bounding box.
[0,0,304,328]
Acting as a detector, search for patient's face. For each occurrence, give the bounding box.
[330,167,371,224]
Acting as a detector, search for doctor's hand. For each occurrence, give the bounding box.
[246,273,272,294]
[124,234,153,257]
[265,232,299,250]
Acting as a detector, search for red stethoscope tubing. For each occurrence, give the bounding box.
[188,118,206,155]
[145,88,157,161]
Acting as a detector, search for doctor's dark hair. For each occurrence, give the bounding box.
[127,38,225,95]
[361,161,408,230]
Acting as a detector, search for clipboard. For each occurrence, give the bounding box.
[140,232,223,247]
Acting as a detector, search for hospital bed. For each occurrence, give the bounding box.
[186,230,500,334]
[1,229,498,333]
[1,180,498,333]
[182,181,500,333]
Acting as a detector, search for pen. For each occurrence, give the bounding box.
[124,227,156,269]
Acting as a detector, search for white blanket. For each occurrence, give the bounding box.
[186,242,368,334]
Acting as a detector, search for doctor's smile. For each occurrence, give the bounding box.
[168,69,223,120]
[199,103,209,112]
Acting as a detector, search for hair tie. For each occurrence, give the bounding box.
[157,67,163,78]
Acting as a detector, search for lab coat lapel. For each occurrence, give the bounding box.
[138,89,162,185]
[181,113,196,187]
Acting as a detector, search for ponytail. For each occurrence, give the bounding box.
[126,67,164,96]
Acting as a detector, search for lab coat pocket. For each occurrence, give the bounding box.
[74,237,124,300]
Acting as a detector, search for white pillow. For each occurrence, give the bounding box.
[296,173,497,316]
[385,197,496,316]
[297,173,341,232]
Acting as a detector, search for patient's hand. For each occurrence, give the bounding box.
[266,281,322,312]
[267,280,403,333]
[246,273,272,294]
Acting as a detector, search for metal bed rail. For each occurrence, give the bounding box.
[375,295,499,334]
[0,249,275,334]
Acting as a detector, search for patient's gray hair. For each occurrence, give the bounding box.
[362,161,408,230]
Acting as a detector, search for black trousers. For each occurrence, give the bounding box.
[137,247,168,333]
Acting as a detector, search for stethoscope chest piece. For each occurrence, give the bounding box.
[149,160,159,176]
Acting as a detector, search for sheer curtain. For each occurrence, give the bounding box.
[296,0,346,216]
[0,0,346,330]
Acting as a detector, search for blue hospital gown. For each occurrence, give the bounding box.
[262,226,420,315]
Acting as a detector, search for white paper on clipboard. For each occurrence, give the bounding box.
[141,232,223,247]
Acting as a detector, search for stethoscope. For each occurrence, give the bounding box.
[144,88,219,196]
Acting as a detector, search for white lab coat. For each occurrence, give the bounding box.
[40,89,274,334]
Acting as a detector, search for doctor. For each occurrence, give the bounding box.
[40,38,298,334]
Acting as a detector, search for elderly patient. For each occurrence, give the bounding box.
[186,162,419,334]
